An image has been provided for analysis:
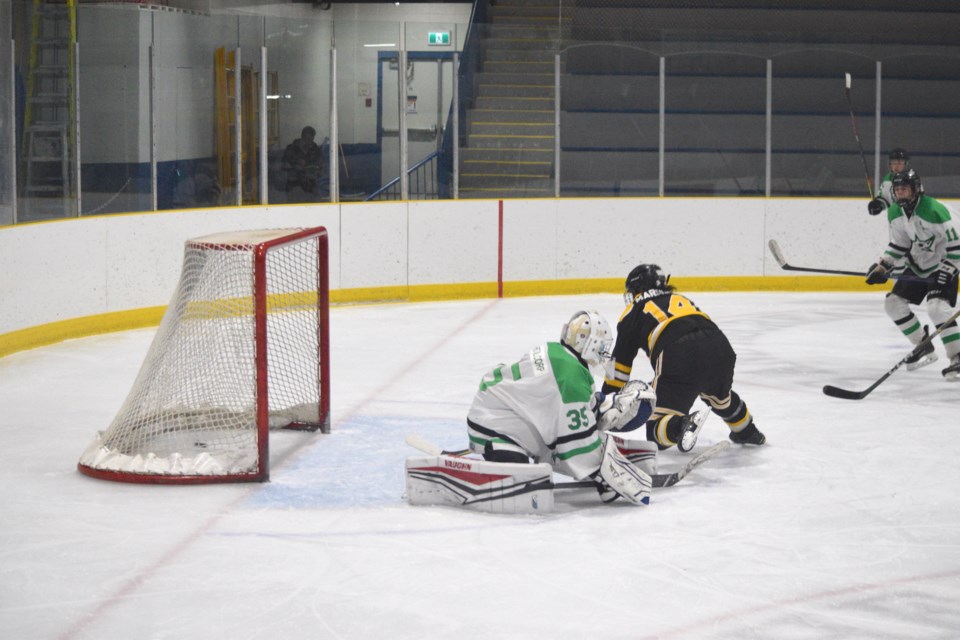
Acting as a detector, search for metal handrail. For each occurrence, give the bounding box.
[365,151,440,201]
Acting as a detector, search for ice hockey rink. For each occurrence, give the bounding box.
[2,291,959,640]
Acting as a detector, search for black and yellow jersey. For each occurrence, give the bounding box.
[602,289,714,392]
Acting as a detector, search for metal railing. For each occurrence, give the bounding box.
[365,151,440,201]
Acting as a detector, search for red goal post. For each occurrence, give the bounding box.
[78,227,330,484]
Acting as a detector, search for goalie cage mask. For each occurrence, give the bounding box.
[561,310,613,370]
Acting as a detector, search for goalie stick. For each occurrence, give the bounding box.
[768,239,928,283]
[823,307,960,400]
[403,434,730,489]
[844,73,875,199]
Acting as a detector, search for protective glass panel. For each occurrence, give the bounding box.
[16,0,79,221]
[264,16,332,205]
[330,18,399,201]
[664,53,767,196]
[770,49,877,197]
[0,0,13,226]
[881,52,960,199]
[560,43,657,197]
[76,6,146,216]
[153,12,232,210]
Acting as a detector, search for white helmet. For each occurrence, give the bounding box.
[560,310,614,369]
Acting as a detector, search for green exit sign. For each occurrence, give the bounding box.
[428,32,450,46]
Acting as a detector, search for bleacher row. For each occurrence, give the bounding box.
[547,1,960,196]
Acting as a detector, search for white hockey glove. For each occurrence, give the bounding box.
[595,380,656,433]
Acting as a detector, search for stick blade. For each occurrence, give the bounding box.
[767,239,788,267]
[404,433,443,455]
[822,384,866,400]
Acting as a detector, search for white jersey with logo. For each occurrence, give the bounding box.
[466,342,602,480]
[883,195,960,275]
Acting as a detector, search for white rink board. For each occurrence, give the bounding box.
[502,199,559,281]
[2,197,957,336]
[409,200,500,285]
[339,202,409,290]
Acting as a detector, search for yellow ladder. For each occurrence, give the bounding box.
[215,47,260,204]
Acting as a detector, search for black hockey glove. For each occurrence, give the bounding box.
[935,260,959,287]
[865,261,891,285]
[867,197,886,216]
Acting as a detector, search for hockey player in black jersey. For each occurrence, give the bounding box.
[601,264,766,449]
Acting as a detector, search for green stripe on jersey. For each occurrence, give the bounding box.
[479,367,503,392]
[511,362,522,380]
[546,342,594,404]
[555,437,602,460]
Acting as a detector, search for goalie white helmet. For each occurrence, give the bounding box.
[560,310,613,370]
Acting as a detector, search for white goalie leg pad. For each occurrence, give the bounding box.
[606,431,657,476]
[598,434,652,505]
[405,455,554,514]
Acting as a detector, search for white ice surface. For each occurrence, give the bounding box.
[2,292,959,640]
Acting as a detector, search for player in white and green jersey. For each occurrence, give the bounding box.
[466,310,656,501]
[867,148,910,216]
[865,169,960,380]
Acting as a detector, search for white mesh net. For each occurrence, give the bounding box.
[78,228,328,483]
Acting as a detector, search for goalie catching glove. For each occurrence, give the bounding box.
[594,379,656,433]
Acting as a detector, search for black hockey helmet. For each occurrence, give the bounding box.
[624,264,672,304]
[888,148,911,172]
[888,148,909,162]
[891,169,923,213]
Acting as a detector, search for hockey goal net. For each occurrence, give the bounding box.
[78,227,330,484]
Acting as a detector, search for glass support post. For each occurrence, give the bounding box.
[329,47,338,203]
[765,59,772,197]
[658,56,665,197]
[554,54,560,198]
[874,60,882,190]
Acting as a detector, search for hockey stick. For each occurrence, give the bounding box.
[404,435,730,489]
[845,73,875,199]
[557,441,730,490]
[823,307,960,400]
[768,239,929,282]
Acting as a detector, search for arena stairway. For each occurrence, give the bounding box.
[458,0,566,199]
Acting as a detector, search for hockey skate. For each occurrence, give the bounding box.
[905,327,937,371]
[728,424,766,445]
[943,355,960,382]
[677,411,708,453]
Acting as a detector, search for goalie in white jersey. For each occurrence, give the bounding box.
[865,169,960,380]
[466,310,656,504]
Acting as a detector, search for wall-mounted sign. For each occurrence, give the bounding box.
[428,32,450,46]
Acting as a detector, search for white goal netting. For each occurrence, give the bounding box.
[78,228,329,483]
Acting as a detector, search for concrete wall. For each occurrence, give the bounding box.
[10,195,957,357]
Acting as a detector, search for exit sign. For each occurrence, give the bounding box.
[428,32,450,46]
